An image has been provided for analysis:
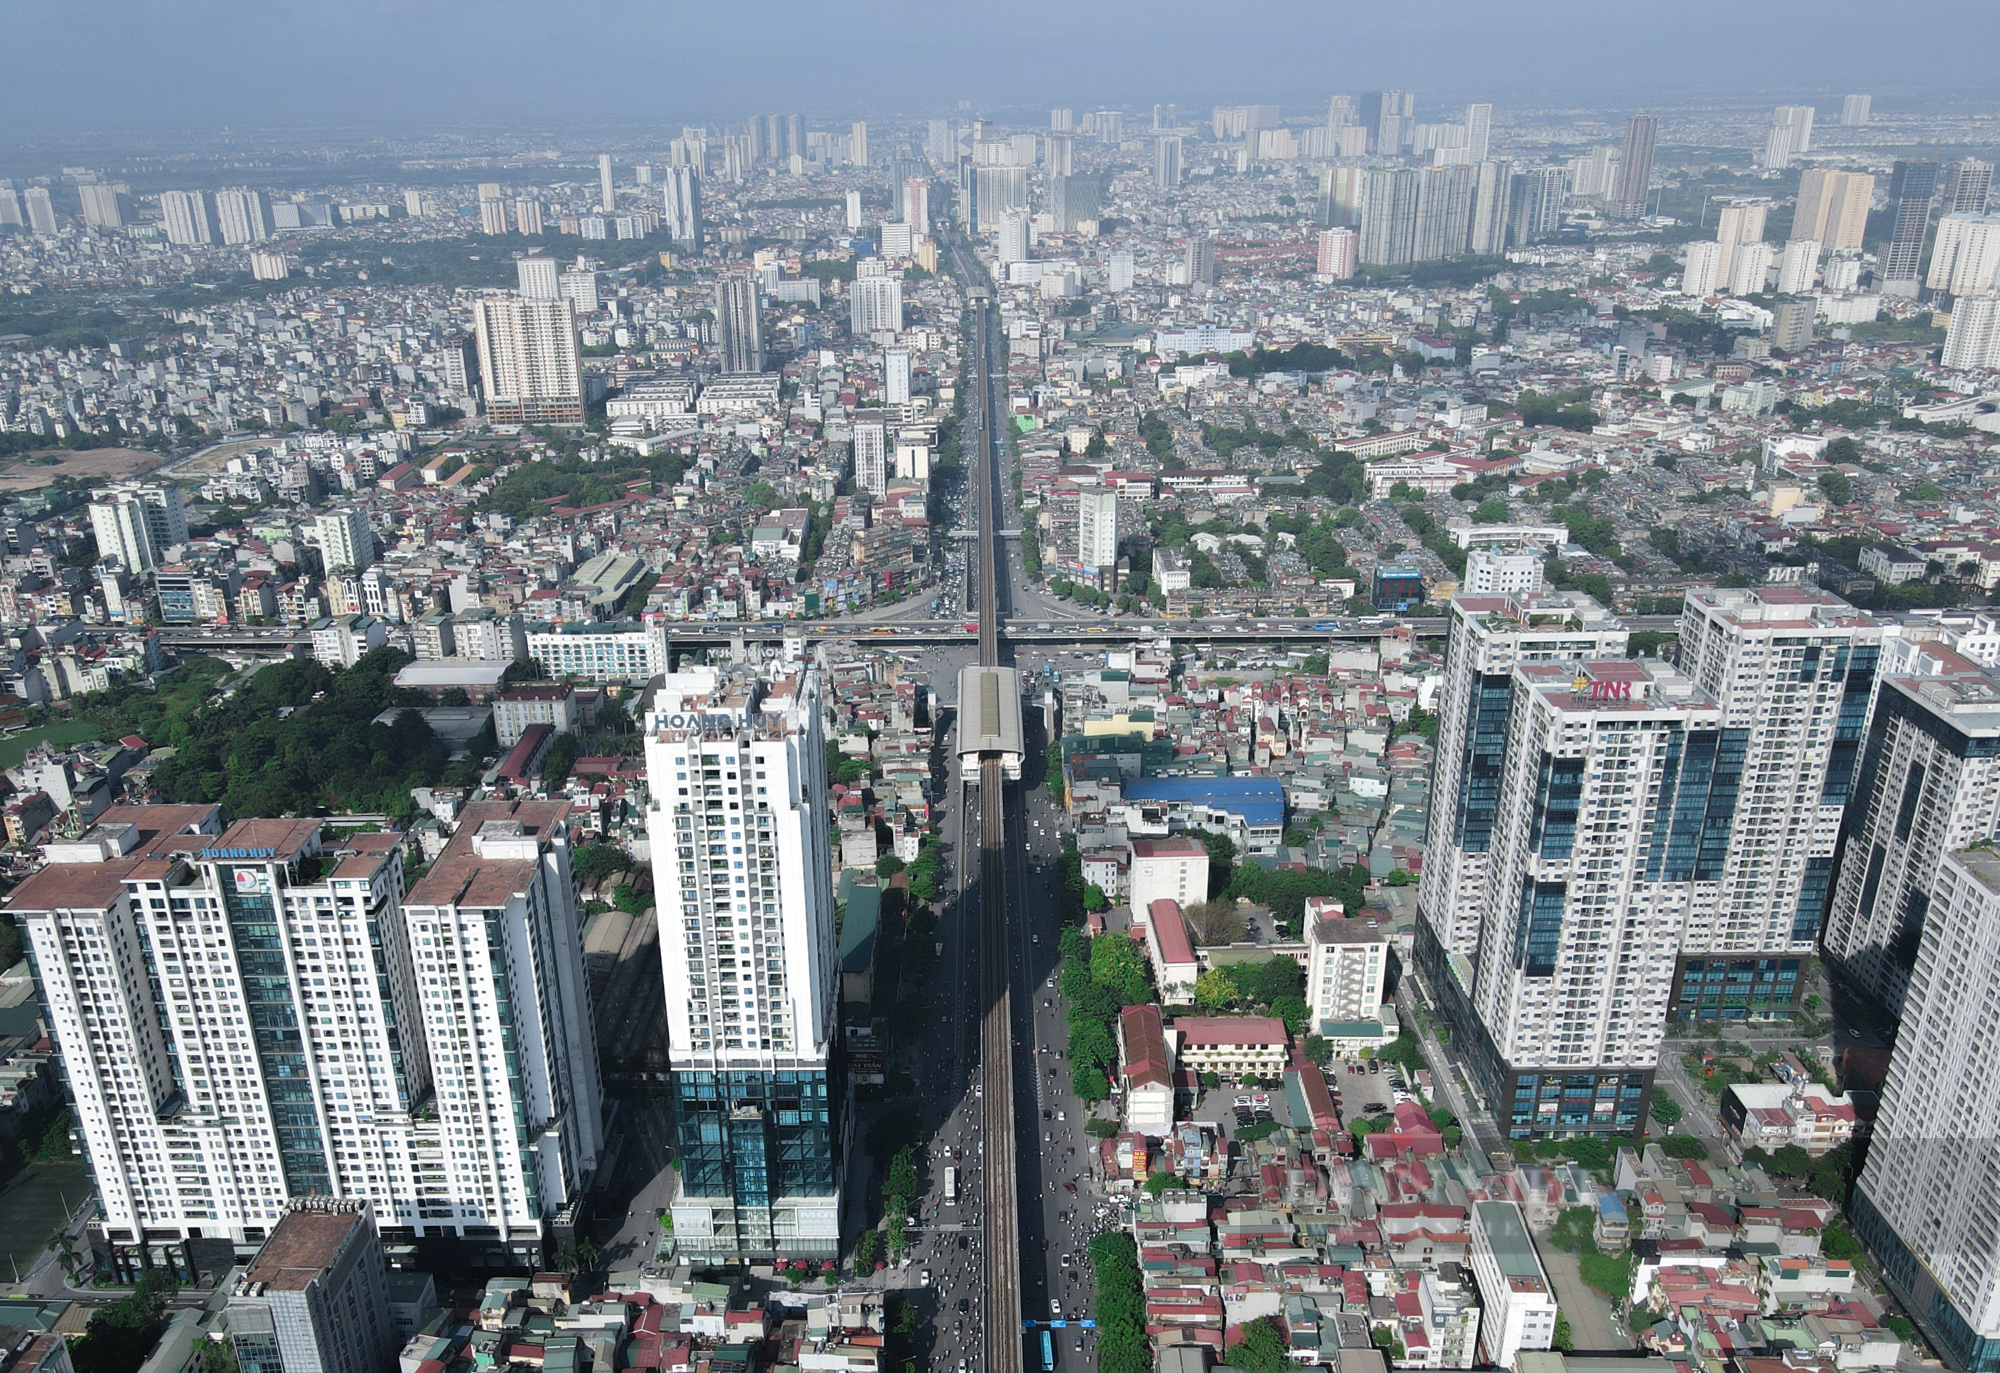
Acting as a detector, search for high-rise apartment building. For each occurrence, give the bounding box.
[974,165,1027,232]
[1106,250,1135,292]
[852,413,888,498]
[849,270,903,337]
[883,348,912,406]
[479,197,509,236]
[1941,157,1993,215]
[1794,169,1874,252]
[214,189,272,245]
[1680,240,1723,298]
[1078,488,1118,572]
[1667,587,1883,1019]
[516,255,560,300]
[849,121,868,167]
[662,166,702,245]
[160,190,214,246]
[598,154,614,211]
[1050,174,1101,232]
[1926,214,2000,296]
[23,186,57,236]
[1840,93,1872,126]
[1184,233,1214,287]
[1612,115,1657,219]
[1822,652,2000,1017]
[1416,590,1628,988]
[559,267,600,316]
[1881,160,1940,295]
[1762,105,1815,170]
[89,484,188,574]
[996,213,1030,267]
[642,665,844,1263]
[1776,238,1821,295]
[1506,166,1570,245]
[1359,168,1420,267]
[1465,103,1493,163]
[1469,160,1513,255]
[1851,846,2000,1372]
[8,804,601,1270]
[1943,294,2000,370]
[315,509,376,574]
[716,276,764,374]
[901,175,929,230]
[513,200,543,236]
[78,183,130,229]
[471,295,584,424]
[1714,202,1768,291]
[1413,164,1477,262]
[1316,228,1357,279]
[1729,241,1775,296]
[1152,136,1182,192]
[1461,658,1724,1136]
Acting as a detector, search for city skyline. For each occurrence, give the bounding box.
[2,2,1998,134]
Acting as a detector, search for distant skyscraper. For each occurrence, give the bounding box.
[316,509,376,574]
[883,348,912,405]
[89,484,188,573]
[1051,108,1074,132]
[214,189,272,245]
[902,174,929,229]
[845,189,862,231]
[1413,163,1477,262]
[1152,136,1182,192]
[0,188,23,228]
[1316,227,1357,279]
[517,255,560,299]
[598,153,614,211]
[1680,240,1723,298]
[850,120,869,167]
[1714,201,1768,292]
[1776,238,1821,295]
[716,275,764,374]
[78,183,129,229]
[1612,115,1657,219]
[1359,168,1420,267]
[159,190,213,246]
[1851,846,2000,1373]
[1881,160,1940,295]
[1050,174,1101,232]
[472,294,584,424]
[1925,214,2000,296]
[1078,488,1118,572]
[22,186,56,236]
[1318,164,1368,228]
[479,197,509,235]
[1465,103,1493,163]
[1506,166,1570,245]
[1942,157,1994,215]
[1184,232,1214,287]
[1045,134,1074,177]
[997,212,1030,266]
[1840,93,1872,127]
[850,269,904,336]
[1942,293,2000,369]
[1468,160,1513,254]
[662,166,702,246]
[1794,169,1874,251]
[642,664,845,1264]
[513,199,543,236]
[1728,240,1775,295]
[853,412,888,497]
[1106,250,1135,292]
[1762,105,1815,169]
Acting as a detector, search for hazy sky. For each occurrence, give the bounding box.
[7,0,1998,134]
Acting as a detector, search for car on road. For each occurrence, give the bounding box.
[920,1270,932,1286]
[1064,1181,1078,1194]
[1051,1301,1063,1317]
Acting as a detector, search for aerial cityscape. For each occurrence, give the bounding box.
[5,10,2000,1373]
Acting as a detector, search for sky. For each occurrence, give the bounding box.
[6,0,1999,134]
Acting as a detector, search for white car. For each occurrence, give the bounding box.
[921,1269,933,1286]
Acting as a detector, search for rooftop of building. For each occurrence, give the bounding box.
[1149,899,1197,967]
[1473,1201,1548,1284]
[1122,776,1285,825]
[1884,663,2000,734]
[406,800,570,909]
[1948,846,2000,901]
[1684,584,1880,630]
[1130,835,1209,859]
[1515,659,1716,714]
[1452,588,1623,631]
[1172,1015,1288,1047]
[243,1206,368,1291]
[1312,914,1388,946]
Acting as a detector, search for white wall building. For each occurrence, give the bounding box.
[1470,1202,1558,1366]
[1078,488,1118,572]
[643,664,845,1263]
[315,509,375,574]
[472,295,583,425]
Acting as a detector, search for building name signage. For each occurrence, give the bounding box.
[202,846,279,860]
[1586,680,1633,700]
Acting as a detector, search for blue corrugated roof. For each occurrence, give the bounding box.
[1122,776,1286,825]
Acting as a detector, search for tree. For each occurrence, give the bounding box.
[1193,967,1239,1012]
[1473,498,1510,524]
[1649,1087,1683,1127]
[1090,935,1154,1006]
[1084,883,1108,913]
[1072,1063,1110,1102]
[1182,898,1246,945]
[595,696,633,734]
[72,1270,179,1373]
[1552,1312,1574,1353]
[1769,1143,1814,1178]
[875,854,906,879]
[1658,1133,1708,1160]
[1196,828,1238,896]
[1235,1318,1290,1373]
[1271,993,1310,1035]
[1818,470,1854,506]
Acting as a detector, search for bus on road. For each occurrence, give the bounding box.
[1040,1331,1055,1371]
[943,1166,958,1205]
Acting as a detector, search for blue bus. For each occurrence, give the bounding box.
[1311,620,1341,631]
[1040,1331,1055,1371]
